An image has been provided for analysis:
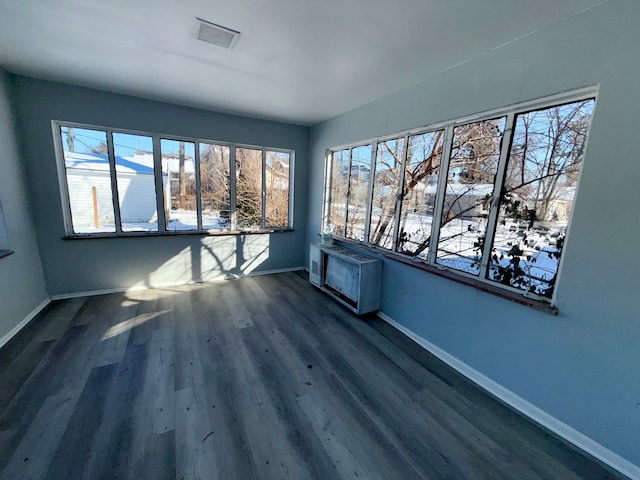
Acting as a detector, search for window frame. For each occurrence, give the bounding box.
[322,87,598,311]
[52,121,295,237]
[0,195,13,259]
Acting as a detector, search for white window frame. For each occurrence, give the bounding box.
[52,121,295,237]
[323,87,598,309]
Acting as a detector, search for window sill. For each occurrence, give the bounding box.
[0,250,14,260]
[332,237,558,315]
[62,228,294,240]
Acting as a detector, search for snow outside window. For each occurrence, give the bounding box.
[369,137,405,249]
[54,122,294,236]
[328,148,350,237]
[346,145,372,241]
[323,92,596,305]
[396,130,445,260]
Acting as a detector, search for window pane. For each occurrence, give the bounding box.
[488,99,595,297]
[369,138,405,249]
[396,130,445,259]
[236,147,263,228]
[436,117,506,274]
[265,151,290,228]
[329,149,349,236]
[60,126,115,233]
[200,143,231,230]
[112,133,158,232]
[345,145,372,241]
[161,139,197,231]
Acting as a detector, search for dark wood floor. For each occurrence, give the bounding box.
[0,271,624,480]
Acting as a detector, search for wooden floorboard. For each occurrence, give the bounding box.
[0,272,627,480]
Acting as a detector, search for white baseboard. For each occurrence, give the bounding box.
[50,266,306,300]
[0,298,51,350]
[376,311,640,480]
[51,287,135,300]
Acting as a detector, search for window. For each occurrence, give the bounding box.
[0,195,11,258]
[265,151,291,228]
[369,137,405,249]
[113,133,158,232]
[323,91,596,305]
[346,145,373,241]
[161,139,198,231]
[435,117,505,275]
[396,130,445,259]
[199,143,231,229]
[54,122,294,236]
[60,127,116,233]
[487,100,595,298]
[236,147,263,228]
[328,148,350,237]
[325,145,373,241]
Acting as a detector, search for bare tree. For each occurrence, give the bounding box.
[178,141,186,210]
[236,148,263,227]
[200,144,230,213]
[325,99,594,296]
[488,99,595,297]
[369,139,404,246]
[396,130,445,256]
[329,150,350,237]
[395,119,503,263]
[265,152,290,227]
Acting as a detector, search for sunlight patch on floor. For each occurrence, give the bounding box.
[101,309,171,340]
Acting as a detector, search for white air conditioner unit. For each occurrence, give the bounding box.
[309,242,324,287]
[309,243,382,315]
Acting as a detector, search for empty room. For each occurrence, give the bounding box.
[0,0,639,478]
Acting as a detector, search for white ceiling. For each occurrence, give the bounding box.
[0,0,605,126]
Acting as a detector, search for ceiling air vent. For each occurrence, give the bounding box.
[196,18,240,49]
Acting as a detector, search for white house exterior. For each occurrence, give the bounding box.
[64,151,168,229]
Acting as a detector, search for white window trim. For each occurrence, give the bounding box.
[322,87,599,309]
[52,121,295,237]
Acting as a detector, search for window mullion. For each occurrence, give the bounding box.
[322,150,332,231]
[391,134,410,252]
[363,142,377,245]
[194,143,203,230]
[229,146,237,230]
[152,136,167,233]
[52,124,74,234]
[342,148,353,237]
[106,131,123,233]
[479,112,515,279]
[427,126,454,265]
[288,151,295,229]
[261,149,267,228]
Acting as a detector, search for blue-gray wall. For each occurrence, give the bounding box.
[2,0,639,470]
[308,0,640,467]
[11,76,309,296]
[0,68,47,341]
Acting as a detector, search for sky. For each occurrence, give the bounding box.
[61,126,195,157]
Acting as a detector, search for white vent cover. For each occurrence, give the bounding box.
[196,18,240,49]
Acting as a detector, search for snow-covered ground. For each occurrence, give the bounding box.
[488,220,564,294]
[73,209,230,233]
[166,209,229,231]
[345,210,564,295]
